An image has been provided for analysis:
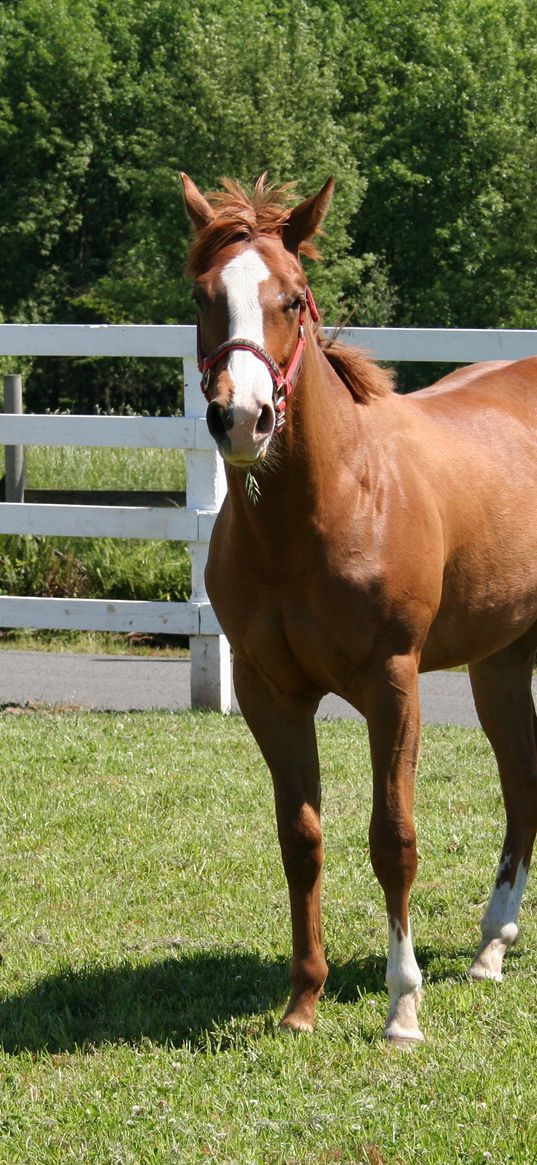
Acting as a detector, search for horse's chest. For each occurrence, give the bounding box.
[211,566,377,704]
[282,597,369,699]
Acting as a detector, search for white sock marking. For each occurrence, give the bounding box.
[386,917,422,1002]
[482,854,528,946]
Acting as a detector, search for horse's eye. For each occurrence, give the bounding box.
[286,296,303,313]
[192,287,205,309]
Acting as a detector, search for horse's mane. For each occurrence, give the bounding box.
[320,333,394,400]
[186,176,394,403]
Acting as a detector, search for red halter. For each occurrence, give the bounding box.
[197,286,319,431]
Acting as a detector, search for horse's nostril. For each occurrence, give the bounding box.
[206,401,233,444]
[256,404,274,437]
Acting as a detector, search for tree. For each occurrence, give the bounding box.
[0,0,122,320]
[0,0,393,409]
[338,0,537,331]
[79,0,392,329]
[1,0,537,408]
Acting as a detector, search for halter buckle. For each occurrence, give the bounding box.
[201,368,211,398]
[274,388,288,430]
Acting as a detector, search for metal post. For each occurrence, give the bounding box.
[4,374,25,502]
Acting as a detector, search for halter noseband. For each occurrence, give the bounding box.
[197,286,319,431]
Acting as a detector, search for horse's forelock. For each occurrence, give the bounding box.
[185,176,321,277]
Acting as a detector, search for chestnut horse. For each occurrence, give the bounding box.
[181,172,537,1042]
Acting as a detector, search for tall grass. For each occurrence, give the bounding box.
[24,445,186,493]
[0,445,191,608]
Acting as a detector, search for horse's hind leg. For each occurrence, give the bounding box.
[468,626,537,982]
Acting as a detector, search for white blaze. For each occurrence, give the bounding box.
[220,250,273,410]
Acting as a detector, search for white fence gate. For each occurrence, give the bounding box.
[1,322,536,711]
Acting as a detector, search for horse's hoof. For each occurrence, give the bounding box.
[279,1016,314,1035]
[383,1025,425,1047]
[384,1032,424,1049]
[383,988,424,1045]
[469,938,507,982]
[469,962,503,983]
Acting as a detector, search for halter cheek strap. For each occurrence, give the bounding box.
[197,286,319,431]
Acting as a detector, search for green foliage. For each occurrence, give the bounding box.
[1,0,536,408]
[0,0,117,320]
[78,0,373,326]
[0,533,190,602]
[341,0,537,329]
[26,357,184,415]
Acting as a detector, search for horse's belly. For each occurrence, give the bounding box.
[421,565,537,670]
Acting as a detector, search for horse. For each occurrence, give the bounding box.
[181,171,537,1043]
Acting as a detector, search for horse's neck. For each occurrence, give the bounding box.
[225,336,362,538]
[289,338,353,483]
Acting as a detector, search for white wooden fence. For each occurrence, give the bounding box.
[1,323,536,711]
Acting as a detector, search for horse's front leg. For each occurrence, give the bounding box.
[363,653,424,1043]
[234,656,327,1032]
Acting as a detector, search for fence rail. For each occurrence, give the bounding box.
[0,414,212,449]
[2,322,537,711]
[2,322,537,361]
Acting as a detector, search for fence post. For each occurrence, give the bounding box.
[183,355,231,712]
[4,374,25,502]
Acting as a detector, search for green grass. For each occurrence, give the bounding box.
[0,628,187,655]
[24,444,186,493]
[0,712,536,1163]
[0,444,191,607]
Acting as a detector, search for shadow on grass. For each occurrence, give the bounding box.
[1,943,492,1055]
[324,945,482,1005]
[0,950,290,1055]
[0,947,393,1055]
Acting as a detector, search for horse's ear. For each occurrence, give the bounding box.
[180,173,215,232]
[283,177,335,254]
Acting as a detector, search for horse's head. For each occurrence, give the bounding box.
[181,173,334,467]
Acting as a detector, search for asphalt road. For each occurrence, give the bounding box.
[2,648,534,725]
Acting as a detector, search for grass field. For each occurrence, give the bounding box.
[0,445,190,604]
[0,710,536,1163]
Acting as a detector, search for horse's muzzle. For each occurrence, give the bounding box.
[206,397,275,463]
[206,400,234,443]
